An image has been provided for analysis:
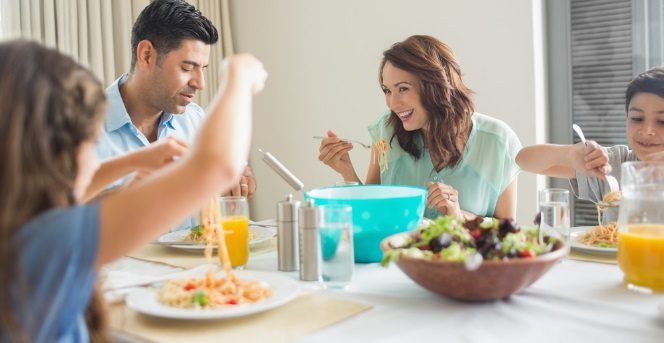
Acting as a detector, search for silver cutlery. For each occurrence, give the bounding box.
[104,265,212,291]
[572,124,620,193]
[313,135,371,149]
[151,241,200,246]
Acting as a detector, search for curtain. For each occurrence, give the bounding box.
[0,0,233,107]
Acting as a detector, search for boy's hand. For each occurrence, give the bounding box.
[571,141,611,178]
[643,150,664,162]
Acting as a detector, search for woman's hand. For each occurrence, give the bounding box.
[427,182,461,218]
[569,141,611,178]
[318,130,356,178]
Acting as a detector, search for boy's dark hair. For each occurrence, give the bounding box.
[625,67,664,112]
[130,0,218,71]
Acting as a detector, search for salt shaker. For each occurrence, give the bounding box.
[298,199,321,281]
[277,194,300,272]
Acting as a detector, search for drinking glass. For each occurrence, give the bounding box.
[538,188,570,244]
[617,162,664,292]
[218,196,250,269]
[318,204,354,289]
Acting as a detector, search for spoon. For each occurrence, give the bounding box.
[572,124,620,193]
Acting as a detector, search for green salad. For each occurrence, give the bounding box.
[381,216,560,267]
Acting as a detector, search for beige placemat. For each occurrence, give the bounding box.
[568,251,616,264]
[132,238,277,269]
[109,293,372,343]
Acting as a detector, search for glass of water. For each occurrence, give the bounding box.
[318,204,354,289]
[538,188,571,244]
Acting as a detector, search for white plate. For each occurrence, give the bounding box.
[125,270,300,320]
[570,226,617,254]
[157,225,275,251]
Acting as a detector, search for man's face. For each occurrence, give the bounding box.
[147,39,211,114]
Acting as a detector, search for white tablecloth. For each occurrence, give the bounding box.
[244,253,664,343]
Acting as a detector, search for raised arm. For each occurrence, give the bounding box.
[515,142,610,179]
[96,55,266,268]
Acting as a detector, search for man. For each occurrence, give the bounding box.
[96,0,256,229]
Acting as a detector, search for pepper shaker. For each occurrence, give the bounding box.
[298,199,321,281]
[277,194,300,272]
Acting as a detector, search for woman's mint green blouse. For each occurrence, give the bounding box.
[368,112,521,219]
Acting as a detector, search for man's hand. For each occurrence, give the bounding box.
[223,165,257,198]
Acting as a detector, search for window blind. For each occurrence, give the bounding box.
[569,0,632,226]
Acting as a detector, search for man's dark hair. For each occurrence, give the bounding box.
[130,0,218,71]
[625,67,664,112]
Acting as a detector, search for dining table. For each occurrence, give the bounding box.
[107,234,664,343]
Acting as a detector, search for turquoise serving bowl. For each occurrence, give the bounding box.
[304,185,427,263]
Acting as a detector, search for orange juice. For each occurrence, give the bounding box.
[221,216,249,267]
[617,224,664,291]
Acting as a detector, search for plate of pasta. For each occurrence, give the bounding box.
[125,270,300,320]
[156,225,275,251]
[570,225,618,254]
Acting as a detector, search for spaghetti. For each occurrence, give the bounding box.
[583,191,622,248]
[184,224,255,244]
[373,138,388,173]
[578,222,618,248]
[158,198,272,309]
[602,191,621,204]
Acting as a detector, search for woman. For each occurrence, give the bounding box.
[319,35,521,220]
[0,40,266,342]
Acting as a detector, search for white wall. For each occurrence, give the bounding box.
[230,0,545,224]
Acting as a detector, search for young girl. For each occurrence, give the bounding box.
[0,40,266,342]
[516,67,664,203]
[318,35,521,220]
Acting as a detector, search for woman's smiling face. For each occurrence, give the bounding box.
[381,62,428,131]
[626,92,664,160]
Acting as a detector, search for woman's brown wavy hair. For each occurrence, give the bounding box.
[0,40,107,341]
[380,35,474,171]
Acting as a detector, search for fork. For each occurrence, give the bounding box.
[313,135,371,149]
[572,124,620,193]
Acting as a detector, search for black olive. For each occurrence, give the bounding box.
[498,218,518,238]
[463,216,484,230]
[430,232,453,253]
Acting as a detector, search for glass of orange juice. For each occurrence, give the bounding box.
[218,196,250,269]
[617,162,664,291]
